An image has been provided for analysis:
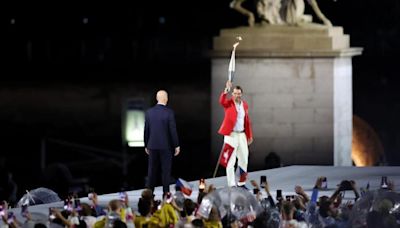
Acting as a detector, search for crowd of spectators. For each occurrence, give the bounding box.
[1,176,399,228]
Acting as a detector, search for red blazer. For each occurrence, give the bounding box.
[218,92,253,141]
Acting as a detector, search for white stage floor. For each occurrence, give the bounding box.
[7,165,400,223]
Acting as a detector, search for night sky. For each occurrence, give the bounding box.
[1,0,400,199]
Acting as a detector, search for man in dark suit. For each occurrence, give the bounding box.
[144,90,180,195]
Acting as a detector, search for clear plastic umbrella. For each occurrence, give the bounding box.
[198,187,262,222]
[350,189,400,227]
[17,187,61,207]
[173,191,185,210]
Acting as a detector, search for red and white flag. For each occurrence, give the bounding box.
[219,143,234,168]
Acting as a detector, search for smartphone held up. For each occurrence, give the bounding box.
[260,176,267,188]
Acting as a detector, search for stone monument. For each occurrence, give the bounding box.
[210,23,362,169]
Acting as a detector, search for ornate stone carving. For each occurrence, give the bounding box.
[230,0,332,27]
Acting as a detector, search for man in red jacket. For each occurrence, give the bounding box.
[218,80,253,188]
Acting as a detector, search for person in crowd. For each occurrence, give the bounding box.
[280,201,307,228]
[79,203,97,228]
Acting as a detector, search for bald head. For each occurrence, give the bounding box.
[156,90,168,105]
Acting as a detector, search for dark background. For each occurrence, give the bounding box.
[1,0,400,201]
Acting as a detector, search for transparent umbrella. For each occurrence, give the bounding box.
[198,187,262,222]
[17,187,61,207]
[350,189,400,228]
[174,191,185,210]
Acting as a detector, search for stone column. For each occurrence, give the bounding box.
[210,25,362,169]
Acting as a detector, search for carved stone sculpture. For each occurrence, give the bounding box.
[230,0,332,27]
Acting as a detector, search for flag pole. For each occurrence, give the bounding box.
[213,143,230,178]
[213,36,242,178]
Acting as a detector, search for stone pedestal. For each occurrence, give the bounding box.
[211,24,362,169]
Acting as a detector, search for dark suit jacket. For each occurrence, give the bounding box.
[144,104,179,150]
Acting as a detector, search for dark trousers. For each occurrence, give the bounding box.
[147,149,172,194]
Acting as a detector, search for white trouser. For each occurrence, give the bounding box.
[224,132,248,187]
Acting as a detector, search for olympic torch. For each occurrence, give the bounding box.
[228,36,242,82]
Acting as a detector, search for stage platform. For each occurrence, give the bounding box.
[7,165,400,223]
